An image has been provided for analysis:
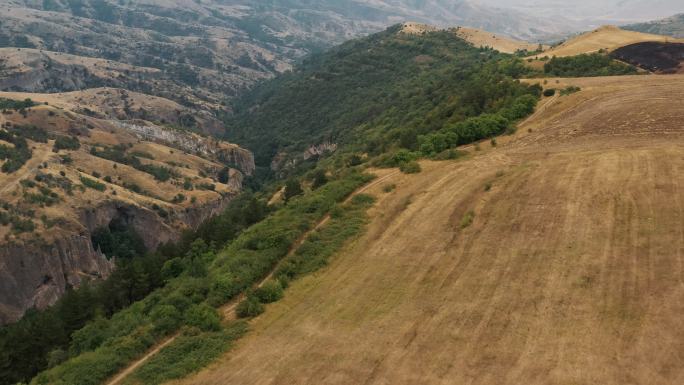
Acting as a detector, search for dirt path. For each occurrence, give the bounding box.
[104,170,400,385]
[171,75,684,385]
[104,335,178,385]
[0,143,55,195]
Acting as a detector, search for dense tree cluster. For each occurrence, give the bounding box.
[543,53,638,77]
[225,26,540,168]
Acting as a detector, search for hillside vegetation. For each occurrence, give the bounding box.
[174,74,684,385]
[11,26,546,385]
[225,26,540,169]
[624,14,684,38]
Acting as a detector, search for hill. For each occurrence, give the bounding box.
[454,26,548,53]
[624,14,684,38]
[533,25,683,58]
[173,73,684,385]
[17,25,545,385]
[224,25,540,170]
[0,92,253,325]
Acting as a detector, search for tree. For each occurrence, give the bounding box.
[217,167,230,184]
[283,179,303,202]
[311,169,328,190]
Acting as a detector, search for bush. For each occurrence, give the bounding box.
[253,281,284,304]
[53,136,80,151]
[283,179,303,202]
[150,305,182,335]
[382,184,396,193]
[236,295,264,318]
[543,88,556,97]
[311,169,328,189]
[560,86,581,95]
[80,176,106,192]
[460,211,475,228]
[184,304,221,332]
[399,161,421,174]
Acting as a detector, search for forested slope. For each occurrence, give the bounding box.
[225,26,540,169]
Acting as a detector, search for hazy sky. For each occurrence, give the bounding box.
[478,0,684,21]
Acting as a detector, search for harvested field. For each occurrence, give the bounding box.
[173,74,684,385]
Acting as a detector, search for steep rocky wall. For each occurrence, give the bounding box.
[0,235,113,325]
[117,121,256,175]
[0,192,239,325]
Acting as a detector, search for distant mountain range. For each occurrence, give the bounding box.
[624,13,684,38]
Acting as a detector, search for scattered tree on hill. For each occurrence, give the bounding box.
[283,179,303,202]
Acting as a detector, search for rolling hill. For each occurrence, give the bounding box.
[533,25,683,58]
[0,91,253,325]
[5,10,684,385]
[624,14,684,38]
[173,73,684,385]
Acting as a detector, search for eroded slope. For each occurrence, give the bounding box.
[0,93,253,324]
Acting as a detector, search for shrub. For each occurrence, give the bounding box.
[150,305,183,335]
[460,211,475,229]
[217,167,231,184]
[184,304,220,332]
[80,176,106,191]
[236,295,264,318]
[53,136,80,151]
[382,184,396,193]
[543,88,556,97]
[311,169,328,190]
[560,86,581,95]
[283,179,303,202]
[254,281,284,304]
[399,161,421,174]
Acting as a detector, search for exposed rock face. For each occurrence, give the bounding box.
[271,142,338,174]
[118,121,256,175]
[0,193,240,325]
[0,235,113,325]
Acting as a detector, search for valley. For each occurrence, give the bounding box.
[2,2,684,384]
[0,91,253,324]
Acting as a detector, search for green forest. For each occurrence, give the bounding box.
[224,25,541,171]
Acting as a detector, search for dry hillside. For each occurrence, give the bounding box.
[401,23,547,53]
[0,92,254,324]
[454,26,548,53]
[171,74,684,385]
[534,25,684,58]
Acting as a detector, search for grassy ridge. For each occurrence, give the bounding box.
[30,172,373,385]
[122,192,377,385]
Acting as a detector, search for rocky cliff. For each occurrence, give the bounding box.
[0,190,240,325]
[119,121,256,175]
[0,235,113,325]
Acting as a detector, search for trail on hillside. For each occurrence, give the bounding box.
[171,74,684,385]
[104,171,399,385]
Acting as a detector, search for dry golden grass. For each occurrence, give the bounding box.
[454,27,548,54]
[533,25,684,58]
[172,74,684,385]
[0,93,241,244]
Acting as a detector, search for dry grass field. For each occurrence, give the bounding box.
[401,23,547,53]
[454,27,548,53]
[533,25,684,58]
[172,74,684,385]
